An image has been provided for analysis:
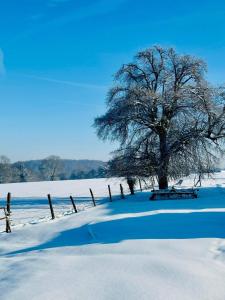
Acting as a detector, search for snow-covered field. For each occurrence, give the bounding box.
[0,174,225,300]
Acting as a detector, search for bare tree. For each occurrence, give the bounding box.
[39,155,62,181]
[13,162,31,182]
[0,155,12,183]
[94,46,225,189]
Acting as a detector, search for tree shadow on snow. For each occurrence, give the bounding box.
[6,210,225,256]
[104,186,225,215]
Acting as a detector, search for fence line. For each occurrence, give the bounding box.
[0,180,147,233]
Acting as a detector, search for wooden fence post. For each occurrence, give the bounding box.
[120,184,125,199]
[89,188,96,206]
[3,207,11,233]
[108,185,112,202]
[139,179,142,192]
[47,194,55,219]
[6,192,11,215]
[69,196,78,213]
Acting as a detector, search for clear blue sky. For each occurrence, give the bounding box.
[0,0,225,162]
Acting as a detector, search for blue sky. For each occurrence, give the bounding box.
[0,0,225,162]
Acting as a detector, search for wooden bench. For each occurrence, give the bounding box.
[150,188,198,200]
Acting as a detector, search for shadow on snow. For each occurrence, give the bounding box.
[4,186,225,256]
[7,211,225,255]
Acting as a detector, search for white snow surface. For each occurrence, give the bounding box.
[0,174,225,300]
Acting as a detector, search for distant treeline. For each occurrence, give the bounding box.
[0,155,107,183]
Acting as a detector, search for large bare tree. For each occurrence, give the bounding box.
[94,46,225,189]
[39,155,62,181]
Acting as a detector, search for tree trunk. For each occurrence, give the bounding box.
[158,132,169,190]
[127,177,135,195]
[158,173,168,189]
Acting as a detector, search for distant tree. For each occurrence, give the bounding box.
[58,172,67,180]
[86,169,97,178]
[13,162,31,182]
[70,171,77,180]
[39,155,62,181]
[77,171,85,179]
[96,167,106,178]
[0,155,12,183]
[70,170,85,179]
[69,167,106,180]
[94,46,225,189]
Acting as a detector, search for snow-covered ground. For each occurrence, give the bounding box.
[0,174,225,300]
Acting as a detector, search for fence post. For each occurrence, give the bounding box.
[69,196,78,213]
[89,188,96,206]
[6,192,11,215]
[47,194,55,219]
[120,184,125,199]
[3,207,11,233]
[108,185,112,202]
[139,179,142,192]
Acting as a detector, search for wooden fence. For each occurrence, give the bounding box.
[0,179,150,233]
